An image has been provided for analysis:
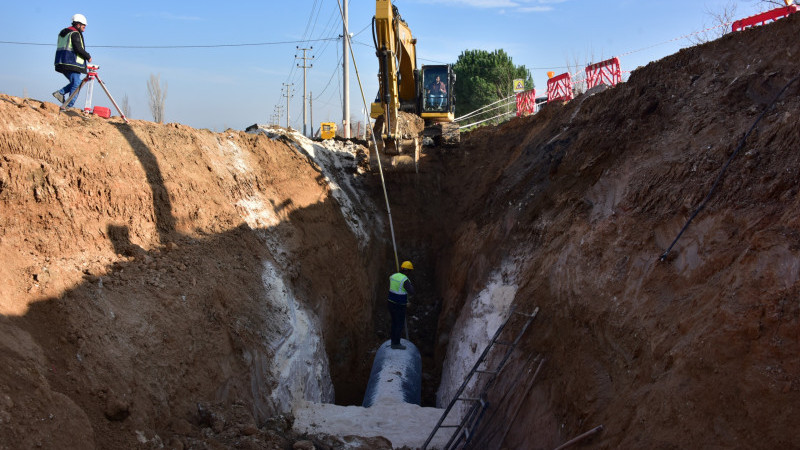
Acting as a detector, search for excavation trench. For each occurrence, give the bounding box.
[3,15,800,448]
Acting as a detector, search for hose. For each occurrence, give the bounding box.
[337,0,400,272]
[660,74,800,262]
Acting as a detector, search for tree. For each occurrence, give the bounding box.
[453,49,533,126]
[120,94,131,118]
[755,0,793,7]
[147,74,167,123]
[689,1,738,44]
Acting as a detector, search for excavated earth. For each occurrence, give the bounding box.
[2,13,800,450]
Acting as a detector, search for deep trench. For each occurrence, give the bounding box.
[332,168,450,408]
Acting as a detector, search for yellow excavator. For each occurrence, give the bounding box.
[369,0,459,171]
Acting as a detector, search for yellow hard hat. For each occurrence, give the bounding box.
[401,261,414,270]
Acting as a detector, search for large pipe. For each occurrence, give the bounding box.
[362,339,421,407]
[553,425,604,450]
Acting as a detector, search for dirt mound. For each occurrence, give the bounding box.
[426,13,800,449]
[0,102,385,448]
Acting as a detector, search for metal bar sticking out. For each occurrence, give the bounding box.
[423,306,540,450]
[422,306,520,449]
[553,425,605,450]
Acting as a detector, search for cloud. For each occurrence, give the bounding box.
[516,6,554,12]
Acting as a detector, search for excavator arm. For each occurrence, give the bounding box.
[370,1,459,172]
[372,0,418,141]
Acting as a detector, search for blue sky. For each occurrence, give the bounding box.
[0,1,773,132]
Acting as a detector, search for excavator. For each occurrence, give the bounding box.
[369,0,459,171]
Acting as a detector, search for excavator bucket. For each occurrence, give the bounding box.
[370,112,424,173]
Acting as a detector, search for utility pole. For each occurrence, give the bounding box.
[282,83,293,129]
[309,91,314,138]
[296,47,314,137]
[342,0,351,138]
[363,106,369,140]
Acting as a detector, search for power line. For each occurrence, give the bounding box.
[0,37,339,49]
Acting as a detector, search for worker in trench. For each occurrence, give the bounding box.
[387,261,415,350]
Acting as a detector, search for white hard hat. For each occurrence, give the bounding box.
[72,14,87,26]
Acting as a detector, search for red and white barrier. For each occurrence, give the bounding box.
[585,57,622,90]
[516,89,537,117]
[547,72,573,103]
[732,4,798,31]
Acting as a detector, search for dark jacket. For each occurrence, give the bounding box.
[54,27,91,74]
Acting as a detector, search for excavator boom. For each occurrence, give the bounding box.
[370,1,459,172]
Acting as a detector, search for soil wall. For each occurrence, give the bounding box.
[0,103,384,448]
[426,14,800,449]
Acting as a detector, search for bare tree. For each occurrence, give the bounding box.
[755,0,793,7]
[566,55,586,96]
[147,74,167,123]
[120,94,131,118]
[565,49,600,96]
[689,1,738,44]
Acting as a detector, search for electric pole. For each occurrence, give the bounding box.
[296,47,313,137]
[282,83,293,129]
[309,91,314,138]
[342,0,351,138]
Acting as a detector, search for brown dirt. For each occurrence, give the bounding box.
[0,102,385,448]
[1,12,799,450]
[424,14,800,449]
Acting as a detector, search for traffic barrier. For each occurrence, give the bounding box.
[585,57,622,90]
[516,89,537,117]
[732,5,798,32]
[547,72,573,103]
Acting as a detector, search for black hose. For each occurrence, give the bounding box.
[659,74,800,262]
[371,16,378,52]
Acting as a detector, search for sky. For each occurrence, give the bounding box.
[0,0,777,132]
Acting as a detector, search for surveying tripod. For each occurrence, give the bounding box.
[61,64,128,123]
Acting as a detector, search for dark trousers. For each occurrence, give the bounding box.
[388,301,406,345]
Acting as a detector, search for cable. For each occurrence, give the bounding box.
[455,94,517,122]
[0,37,339,48]
[459,109,516,129]
[659,74,800,262]
[336,0,400,273]
[314,54,344,99]
[458,100,517,125]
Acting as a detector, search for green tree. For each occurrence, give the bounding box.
[453,49,533,126]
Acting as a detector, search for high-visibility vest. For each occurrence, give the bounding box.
[389,273,409,295]
[54,28,86,72]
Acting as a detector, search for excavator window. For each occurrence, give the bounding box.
[423,69,448,112]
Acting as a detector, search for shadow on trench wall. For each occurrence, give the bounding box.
[111,123,177,244]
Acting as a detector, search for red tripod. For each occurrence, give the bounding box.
[61,64,128,123]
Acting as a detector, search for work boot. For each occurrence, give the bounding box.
[390,344,406,350]
[52,91,65,104]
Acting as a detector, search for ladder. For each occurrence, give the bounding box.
[422,306,539,450]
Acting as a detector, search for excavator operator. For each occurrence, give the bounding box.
[426,74,447,109]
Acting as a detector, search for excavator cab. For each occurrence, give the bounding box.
[420,65,455,119]
[419,65,459,147]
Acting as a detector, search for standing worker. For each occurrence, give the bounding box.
[388,261,416,350]
[52,14,91,109]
